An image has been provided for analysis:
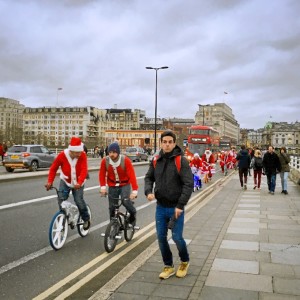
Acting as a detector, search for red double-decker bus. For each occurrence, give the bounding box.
[184,125,220,160]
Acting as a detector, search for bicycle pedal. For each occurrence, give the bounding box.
[101,233,105,237]
[134,226,140,230]
[115,235,122,240]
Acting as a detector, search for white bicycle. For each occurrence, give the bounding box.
[48,187,92,250]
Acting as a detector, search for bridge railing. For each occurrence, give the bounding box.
[289,155,300,185]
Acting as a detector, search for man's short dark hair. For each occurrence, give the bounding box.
[241,145,246,150]
[161,130,176,142]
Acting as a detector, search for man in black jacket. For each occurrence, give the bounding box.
[236,145,251,190]
[263,145,281,195]
[144,130,193,280]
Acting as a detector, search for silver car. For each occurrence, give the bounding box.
[3,144,56,172]
[124,147,148,162]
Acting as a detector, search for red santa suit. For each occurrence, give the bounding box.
[189,154,202,169]
[201,149,215,177]
[220,150,232,172]
[48,149,88,187]
[99,155,138,193]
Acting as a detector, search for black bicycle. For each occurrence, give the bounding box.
[101,196,138,253]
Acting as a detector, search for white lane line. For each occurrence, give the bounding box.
[0,200,155,276]
[0,176,145,210]
[34,188,214,300]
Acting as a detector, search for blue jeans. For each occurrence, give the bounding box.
[267,174,276,192]
[280,172,289,191]
[58,180,90,221]
[156,204,189,266]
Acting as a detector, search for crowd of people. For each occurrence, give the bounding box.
[232,144,290,195]
[42,133,291,281]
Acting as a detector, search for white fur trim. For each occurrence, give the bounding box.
[109,155,121,168]
[68,143,83,152]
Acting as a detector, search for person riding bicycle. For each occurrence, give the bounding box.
[99,142,138,225]
[45,136,91,230]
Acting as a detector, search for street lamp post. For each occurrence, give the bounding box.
[56,87,63,107]
[145,66,168,153]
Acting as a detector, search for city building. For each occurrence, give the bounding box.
[105,128,165,152]
[195,103,240,145]
[163,117,195,147]
[262,121,300,153]
[0,97,25,144]
[23,106,107,148]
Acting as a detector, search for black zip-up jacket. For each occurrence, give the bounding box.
[263,151,281,175]
[236,149,251,169]
[144,145,193,210]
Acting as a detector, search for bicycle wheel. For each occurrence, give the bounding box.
[77,205,92,237]
[104,220,120,253]
[49,211,68,250]
[124,219,135,242]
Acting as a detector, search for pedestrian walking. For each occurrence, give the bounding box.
[144,130,193,279]
[0,142,4,162]
[262,145,281,195]
[278,146,290,195]
[201,149,215,183]
[236,145,251,190]
[99,146,104,158]
[251,149,263,190]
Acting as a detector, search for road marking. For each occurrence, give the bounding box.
[0,176,145,210]
[90,186,220,300]
[33,180,225,300]
[0,199,154,276]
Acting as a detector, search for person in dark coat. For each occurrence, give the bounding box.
[263,145,281,195]
[236,145,251,190]
[278,146,290,195]
[144,130,193,280]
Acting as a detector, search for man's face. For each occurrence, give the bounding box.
[108,151,119,161]
[268,146,274,153]
[161,136,176,153]
[69,150,82,159]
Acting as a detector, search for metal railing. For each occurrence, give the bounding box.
[290,155,300,171]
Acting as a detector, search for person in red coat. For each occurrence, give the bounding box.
[0,143,4,162]
[99,142,138,225]
[189,153,202,169]
[45,136,91,229]
[201,149,215,183]
[219,150,232,175]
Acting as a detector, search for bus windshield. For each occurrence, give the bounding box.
[189,129,210,135]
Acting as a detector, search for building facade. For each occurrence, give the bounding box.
[0,97,25,144]
[23,106,108,148]
[195,103,240,145]
[262,122,300,153]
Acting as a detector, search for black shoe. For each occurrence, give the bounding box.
[83,220,90,230]
[281,190,284,194]
[284,190,288,195]
[129,215,136,226]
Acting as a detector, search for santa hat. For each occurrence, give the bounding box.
[194,153,200,157]
[68,137,84,152]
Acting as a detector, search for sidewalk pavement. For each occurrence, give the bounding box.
[91,172,300,300]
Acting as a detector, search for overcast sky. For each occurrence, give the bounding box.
[1,0,299,130]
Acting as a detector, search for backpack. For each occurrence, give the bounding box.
[254,157,263,169]
[105,155,126,170]
[152,155,181,173]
